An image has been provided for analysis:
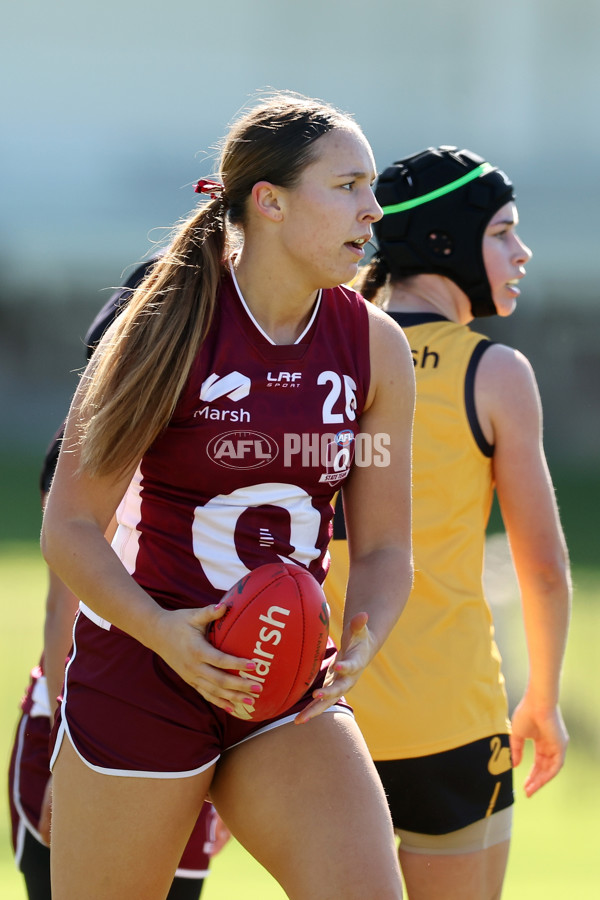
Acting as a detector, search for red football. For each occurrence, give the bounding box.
[207,562,330,721]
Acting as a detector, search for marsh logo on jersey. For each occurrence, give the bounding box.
[200,372,251,402]
[195,372,252,423]
[207,430,279,469]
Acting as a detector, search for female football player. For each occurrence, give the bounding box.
[41,92,415,899]
[326,146,571,900]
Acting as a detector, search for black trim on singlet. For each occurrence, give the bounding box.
[332,492,347,540]
[386,311,448,329]
[386,310,495,458]
[465,339,495,458]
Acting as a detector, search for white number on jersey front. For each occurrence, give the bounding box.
[317,372,357,423]
[192,483,322,590]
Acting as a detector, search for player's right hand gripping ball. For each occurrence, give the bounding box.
[207,562,330,721]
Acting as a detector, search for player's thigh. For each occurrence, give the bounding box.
[211,711,402,900]
[399,840,510,900]
[50,737,214,900]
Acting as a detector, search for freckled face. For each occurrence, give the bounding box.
[483,201,532,316]
[277,127,383,290]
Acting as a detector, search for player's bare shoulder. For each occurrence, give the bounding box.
[365,299,408,341]
[476,342,541,438]
[477,342,538,404]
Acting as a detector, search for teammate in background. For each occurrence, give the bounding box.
[8,647,226,900]
[40,92,415,899]
[8,259,229,900]
[325,146,571,900]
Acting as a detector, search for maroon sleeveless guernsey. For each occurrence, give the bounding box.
[111,272,371,612]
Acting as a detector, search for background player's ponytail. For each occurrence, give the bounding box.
[354,253,390,306]
[74,91,361,477]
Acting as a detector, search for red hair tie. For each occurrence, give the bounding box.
[195,178,224,199]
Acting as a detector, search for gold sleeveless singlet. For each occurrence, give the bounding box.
[326,314,510,759]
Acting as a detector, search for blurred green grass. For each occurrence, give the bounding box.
[1,543,598,898]
[1,453,599,898]
[2,449,598,567]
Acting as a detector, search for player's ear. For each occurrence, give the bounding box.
[251,181,284,223]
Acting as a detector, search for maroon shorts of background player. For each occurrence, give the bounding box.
[9,698,218,875]
[8,713,49,852]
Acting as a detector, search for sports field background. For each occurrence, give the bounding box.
[1,453,598,898]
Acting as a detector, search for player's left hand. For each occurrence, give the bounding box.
[510,698,569,797]
[294,612,373,724]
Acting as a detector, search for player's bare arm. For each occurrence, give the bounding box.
[41,374,258,713]
[298,306,415,723]
[476,343,571,793]
[343,303,415,641]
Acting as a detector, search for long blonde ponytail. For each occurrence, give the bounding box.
[77,200,227,476]
[74,90,362,477]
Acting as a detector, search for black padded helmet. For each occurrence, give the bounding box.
[374,146,515,317]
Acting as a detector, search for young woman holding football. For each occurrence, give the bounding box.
[325,146,571,900]
[41,92,415,900]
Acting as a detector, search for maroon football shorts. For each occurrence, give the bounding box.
[51,610,349,777]
[8,712,50,854]
[10,705,220,875]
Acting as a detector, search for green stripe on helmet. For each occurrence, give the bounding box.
[381,162,495,215]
